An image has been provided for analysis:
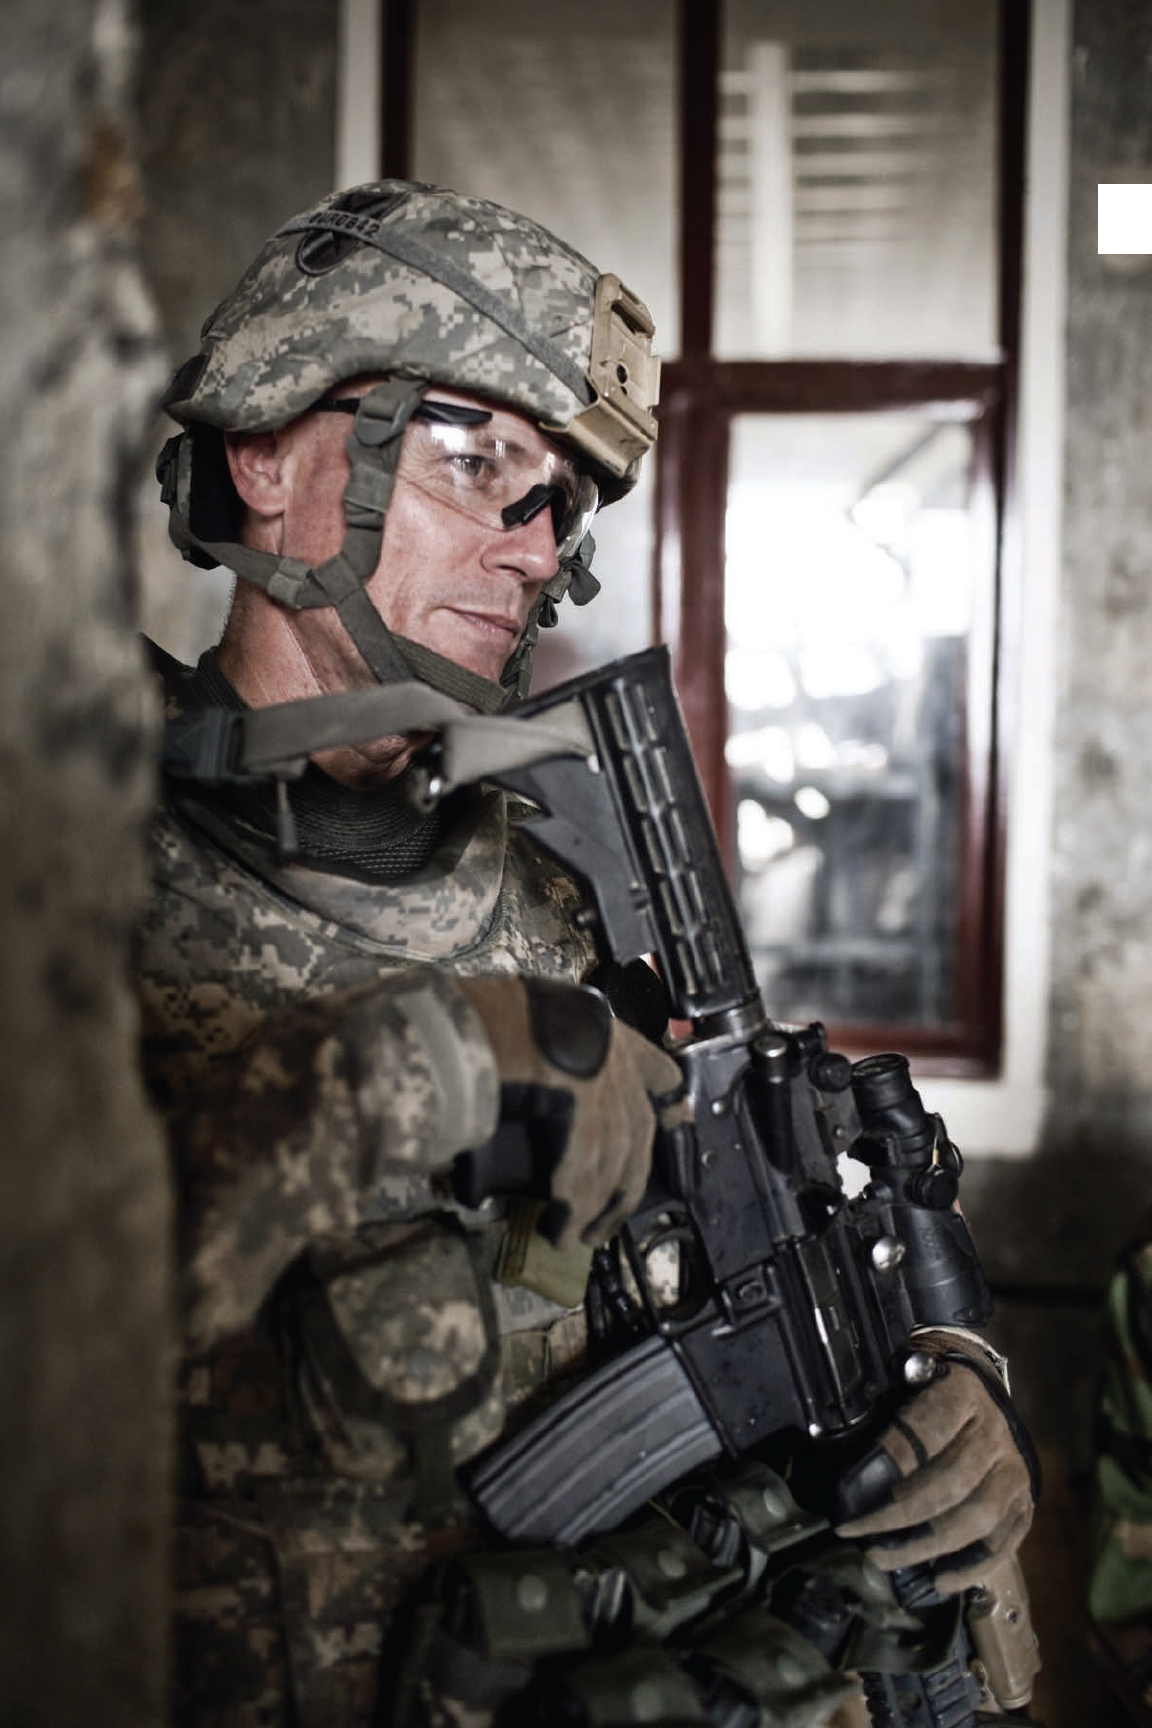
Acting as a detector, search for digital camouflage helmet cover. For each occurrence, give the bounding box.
[156,180,660,712]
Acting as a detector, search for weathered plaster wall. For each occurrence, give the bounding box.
[137,0,339,361]
[0,3,169,1722]
[1047,1,1152,1165]
[968,0,1152,1261]
[958,0,1152,1478]
[0,8,340,1719]
[135,0,340,662]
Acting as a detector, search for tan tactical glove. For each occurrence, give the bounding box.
[454,974,687,1251]
[833,1329,1040,1595]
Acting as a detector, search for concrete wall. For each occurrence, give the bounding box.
[137,0,339,362]
[955,0,1152,1479]
[135,0,340,663]
[0,6,338,1721]
[1048,1,1152,1168]
[0,3,169,1722]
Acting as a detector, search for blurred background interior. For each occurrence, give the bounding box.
[5,2,1152,1723]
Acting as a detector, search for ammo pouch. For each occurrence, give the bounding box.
[388,1459,977,1725]
[387,1516,741,1727]
[388,1486,879,1727]
[291,1217,502,1516]
[388,1528,863,1727]
[527,1604,864,1727]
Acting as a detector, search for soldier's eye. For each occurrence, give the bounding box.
[447,452,498,488]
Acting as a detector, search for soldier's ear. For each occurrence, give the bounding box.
[225,429,290,519]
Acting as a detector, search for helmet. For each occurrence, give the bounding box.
[156,180,660,710]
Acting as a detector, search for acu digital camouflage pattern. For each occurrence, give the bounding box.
[138,667,600,1727]
[163,179,657,494]
[139,653,904,1727]
[140,777,596,1337]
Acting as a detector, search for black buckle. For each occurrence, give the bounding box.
[155,434,181,506]
[161,712,248,784]
[353,384,422,449]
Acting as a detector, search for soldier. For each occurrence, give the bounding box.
[140,181,1038,1727]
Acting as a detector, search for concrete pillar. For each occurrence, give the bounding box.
[0,3,170,1723]
[1048,0,1152,1164]
[135,0,339,663]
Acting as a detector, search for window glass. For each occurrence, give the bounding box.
[717,0,999,357]
[411,0,677,682]
[726,410,984,1028]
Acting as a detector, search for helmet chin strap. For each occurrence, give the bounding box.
[313,378,601,714]
[271,377,516,716]
[165,377,595,726]
[501,533,601,701]
[159,387,607,825]
[309,380,510,714]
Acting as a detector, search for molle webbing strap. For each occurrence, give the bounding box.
[179,377,421,629]
[162,681,594,792]
[277,209,596,407]
[237,685,467,771]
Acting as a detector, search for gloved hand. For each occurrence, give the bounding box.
[455,974,688,1251]
[833,1329,1040,1594]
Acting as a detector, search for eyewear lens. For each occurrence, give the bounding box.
[404,408,599,560]
[316,394,600,561]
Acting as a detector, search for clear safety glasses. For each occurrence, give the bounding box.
[318,395,600,562]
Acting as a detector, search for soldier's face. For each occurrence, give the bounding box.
[277,384,563,686]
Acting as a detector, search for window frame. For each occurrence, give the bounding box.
[372,0,1062,1116]
[657,0,1030,1075]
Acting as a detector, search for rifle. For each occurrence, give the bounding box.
[411,646,1039,1725]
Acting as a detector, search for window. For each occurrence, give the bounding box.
[384,0,1030,1074]
[725,408,993,1035]
[658,1,1027,1072]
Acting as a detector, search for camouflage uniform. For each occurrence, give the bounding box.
[143,185,871,1728]
[143,179,665,1728]
[139,651,601,1727]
